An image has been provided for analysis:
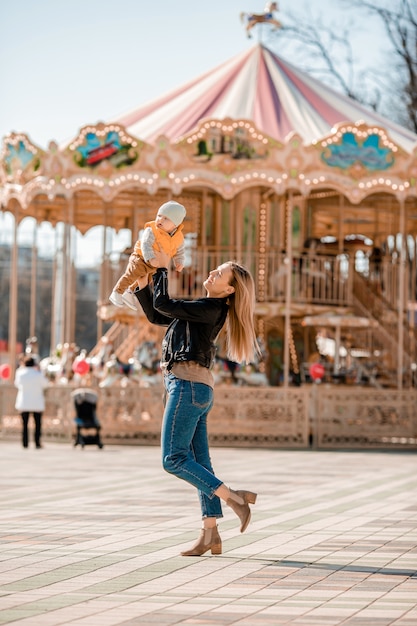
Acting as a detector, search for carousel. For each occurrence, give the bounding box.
[1,23,417,448]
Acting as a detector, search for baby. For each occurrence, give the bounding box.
[109,200,186,311]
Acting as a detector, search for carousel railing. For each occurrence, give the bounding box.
[1,383,416,450]
[109,248,352,306]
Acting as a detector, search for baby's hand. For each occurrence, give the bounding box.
[175,264,184,272]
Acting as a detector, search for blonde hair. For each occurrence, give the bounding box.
[225,262,261,364]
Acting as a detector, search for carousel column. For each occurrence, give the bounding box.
[29,220,38,340]
[214,195,222,266]
[256,196,268,379]
[52,222,67,350]
[397,198,406,389]
[200,190,209,282]
[97,221,109,341]
[235,194,242,262]
[338,195,344,254]
[50,226,58,353]
[97,201,112,341]
[63,199,75,344]
[8,210,19,377]
[283,191,293,387]
[334,325,341,374]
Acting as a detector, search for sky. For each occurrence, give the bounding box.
[0,0,384,264]
[0,0,384,148]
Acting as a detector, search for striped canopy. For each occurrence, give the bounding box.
[112,44,417,152]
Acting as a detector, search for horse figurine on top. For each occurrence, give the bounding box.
[240,2,282,38]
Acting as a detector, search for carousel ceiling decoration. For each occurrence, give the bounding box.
[111,44,417,153]
[2,133,42,179]
[1,45,417,210]
[68,124,142,169]
[319,127,396,173]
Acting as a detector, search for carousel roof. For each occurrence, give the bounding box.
[111,44,417,152]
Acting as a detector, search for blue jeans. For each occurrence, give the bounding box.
[162,373,223,519]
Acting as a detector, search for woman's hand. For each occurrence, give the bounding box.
[150,248,171,268]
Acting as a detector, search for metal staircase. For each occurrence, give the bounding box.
[89,318,163,365]
[352,271,417,387]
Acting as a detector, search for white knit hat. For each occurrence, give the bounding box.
[157,201,186,227]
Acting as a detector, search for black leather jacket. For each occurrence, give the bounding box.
[136,268,229,370]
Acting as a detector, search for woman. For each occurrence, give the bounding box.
[14,355,48,448]
[135,251,260,556]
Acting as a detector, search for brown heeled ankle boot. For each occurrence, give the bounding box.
[226,489,257,533]
[181,526,222,556]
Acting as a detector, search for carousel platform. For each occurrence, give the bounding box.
[0,442,416,625]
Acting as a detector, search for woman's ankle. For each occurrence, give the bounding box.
[214,484,230,502]
[203,517,218,529]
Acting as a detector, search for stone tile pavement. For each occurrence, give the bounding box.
[0,441,416,625]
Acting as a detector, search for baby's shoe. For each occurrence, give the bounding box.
[109,290,124,307]
[122,290,139,311]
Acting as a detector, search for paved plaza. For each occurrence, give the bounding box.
[0,441,416,626]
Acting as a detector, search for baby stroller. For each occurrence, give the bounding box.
[73,388,104,448]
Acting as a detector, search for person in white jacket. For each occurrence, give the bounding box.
[14,356,48,448]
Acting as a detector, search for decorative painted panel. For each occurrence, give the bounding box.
[2,134,41,180]
[69,125,140,169]
[321,131,395,172]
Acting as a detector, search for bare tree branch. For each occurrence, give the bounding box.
[271,0,417,132]
[340,0,417,131]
